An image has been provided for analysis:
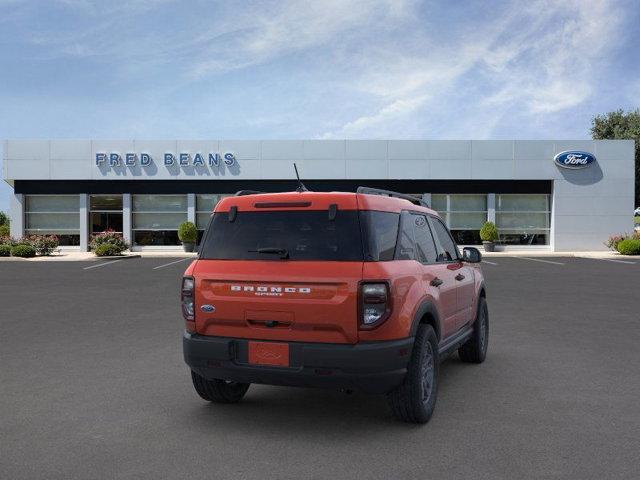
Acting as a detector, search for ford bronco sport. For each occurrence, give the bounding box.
[182,187,488,423]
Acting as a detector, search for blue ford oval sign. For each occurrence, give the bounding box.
[554,150,595,169]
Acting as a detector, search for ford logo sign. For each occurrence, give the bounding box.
[554,150,595,169]
[200,304,215,313]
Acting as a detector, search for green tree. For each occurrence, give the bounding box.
[0,211,9,226]
[590,109,640,206]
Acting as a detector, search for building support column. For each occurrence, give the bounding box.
[10,193,24,239]
[79,194,89,251]
[187,193,196,224]
[487,193,496,223]
[549,182,556,252]
[123,194,132,247]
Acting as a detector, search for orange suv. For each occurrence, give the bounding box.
[182,187,488,423]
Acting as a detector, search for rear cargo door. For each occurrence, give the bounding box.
[194,261,362,344]
[194,205,364,344]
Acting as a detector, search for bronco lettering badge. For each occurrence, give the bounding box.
[230,285,311,296]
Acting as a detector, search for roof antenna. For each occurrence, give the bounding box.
[293,163,308,192]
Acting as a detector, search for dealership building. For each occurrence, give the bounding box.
[2,139,635,251]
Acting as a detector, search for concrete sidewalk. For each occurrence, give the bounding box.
[1,249,637,261]
[480,250,638,259]
[0,251,198,261]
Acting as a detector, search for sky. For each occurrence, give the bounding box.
[1,0,639,212]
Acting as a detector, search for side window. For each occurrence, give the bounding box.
[359,211,400,261]
[394,212,416,260]
[430,217,460,262]
[413,215,438,264]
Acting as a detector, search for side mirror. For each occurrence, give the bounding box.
[462,247,482,263]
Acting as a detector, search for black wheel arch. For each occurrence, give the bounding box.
[409,301,442,342]
[478,280,487,299]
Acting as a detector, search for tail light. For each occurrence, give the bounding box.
[181,276,195,321]
[359,282,391,329]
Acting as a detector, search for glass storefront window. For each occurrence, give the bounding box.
[132,195,187,246]
[196,194,232,242]
[496,194,550,245]
[25,195,80,246]
[90,195,123,235]
[196,194,231,229]
[430,194,487,245]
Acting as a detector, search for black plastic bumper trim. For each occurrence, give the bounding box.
[183,332,414,394]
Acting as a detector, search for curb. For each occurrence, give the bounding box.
[88,254,142,261]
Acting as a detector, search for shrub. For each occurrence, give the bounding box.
[178,221,197,243]
[90,229,129,252]
[605,234,627,251]
[0,211,8,226]
[0,244,10,256]
[479,222,499,242]
[26,234,59,255]
[10,244,36,258]
[0,224,9,237]
[4,238,26,247]
[616,238,640,255]
[94,243,125,257]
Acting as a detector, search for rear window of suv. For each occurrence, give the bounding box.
[199,210,364,261]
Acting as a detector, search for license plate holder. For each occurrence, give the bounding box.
[248,341,290,367]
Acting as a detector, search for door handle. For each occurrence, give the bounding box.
[455,273,465,281]
[430,277,443,287]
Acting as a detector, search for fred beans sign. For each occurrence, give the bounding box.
[95,151,236,168]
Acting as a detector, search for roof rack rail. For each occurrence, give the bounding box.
[356,186,429,208]
[235,190,264,196]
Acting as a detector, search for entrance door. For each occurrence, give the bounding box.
[90,195,123,235]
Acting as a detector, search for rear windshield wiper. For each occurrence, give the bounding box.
[248,247,290,259]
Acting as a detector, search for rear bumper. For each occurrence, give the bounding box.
[183,332,414,394]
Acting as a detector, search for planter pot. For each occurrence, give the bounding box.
[182,242,195,253]
[482,241,495,252]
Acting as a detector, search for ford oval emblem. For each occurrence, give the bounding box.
[200,304,215,313]
[554,150,595,169]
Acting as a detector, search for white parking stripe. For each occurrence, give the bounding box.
[153,258,192,270]
[590,257,636,265]
[83,259,123,270]
[482,260,498,265]
[516,257,565,265]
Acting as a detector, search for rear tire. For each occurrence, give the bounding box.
[190,370,250,403]
[387,324,438,424]
[458,296,489,363]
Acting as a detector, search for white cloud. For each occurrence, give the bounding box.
[481,0,622,114]
[3,0,630,140]
[190,0,414,77]
[323,0,625,138]
[320,94,429,138]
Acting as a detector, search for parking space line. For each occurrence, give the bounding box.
[153,258,192,270]
[482,260,498,265]
[516,257,565,265]
[590,257,636,265]
[82,259,123,270]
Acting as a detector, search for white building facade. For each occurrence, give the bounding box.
[2,139,635,251]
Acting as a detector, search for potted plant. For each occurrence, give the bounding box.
[480,221,499,252]
[178,221,198,252]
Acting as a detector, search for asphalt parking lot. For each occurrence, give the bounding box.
[1,257,639,479]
